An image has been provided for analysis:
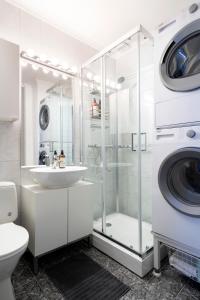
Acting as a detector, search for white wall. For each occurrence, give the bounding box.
[0,0,96,66]
[0,0,96,222]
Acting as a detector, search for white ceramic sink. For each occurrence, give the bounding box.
[30,166,88,189]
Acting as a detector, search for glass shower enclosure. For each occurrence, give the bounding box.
[81,26,154,260]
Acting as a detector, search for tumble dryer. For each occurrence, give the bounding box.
[154,2,200,128]
[39,96,60,143]
[152,126,200,256]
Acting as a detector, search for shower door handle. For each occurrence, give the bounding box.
[131,133,137,151]
[141,132,147,151]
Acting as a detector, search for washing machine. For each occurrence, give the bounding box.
[39,96,60,143]
[154,2,200,128]
[153,125,200,256]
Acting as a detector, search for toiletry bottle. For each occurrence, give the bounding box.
[92,98,99,118]
[45,154,50,166]
[52,150,58,169]
[59,150,65,168]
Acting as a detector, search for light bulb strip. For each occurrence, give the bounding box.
[20,51,78,77]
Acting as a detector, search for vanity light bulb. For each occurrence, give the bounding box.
[83,81,88,87]
[21,60,28,67]
[32,64,39,71]
[62,74,68,80]
[94,75,100,83]
[71,66,77,74]
[110,81,115,89]
[43,68,49,74]
[40,54,47,62]
[106,88,110,94]
[26,49,35,58]
[51,58,59,66]
[53,71,59,77]
[106,79,110,86]
[62,62,69,70]
[86,72,93,80]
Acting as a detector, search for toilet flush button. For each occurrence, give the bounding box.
[186,129,196,138]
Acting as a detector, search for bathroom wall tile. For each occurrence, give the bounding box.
[0,121,20,162]
[0,160,20,185]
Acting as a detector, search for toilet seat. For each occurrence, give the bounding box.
[0,223,29,260]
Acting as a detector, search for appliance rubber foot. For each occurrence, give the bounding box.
[152,269,161,277]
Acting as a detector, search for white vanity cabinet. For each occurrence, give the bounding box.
[68,184,95,243]
[21,181,94,257]
[0,38,19,121]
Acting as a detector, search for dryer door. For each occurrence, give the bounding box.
[159,147,200,216]
[160,19,200,91]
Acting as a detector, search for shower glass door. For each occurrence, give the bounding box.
[82,27,154,256]
[103,33,141,253]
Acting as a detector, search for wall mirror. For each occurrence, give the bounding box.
[21,61,75,166]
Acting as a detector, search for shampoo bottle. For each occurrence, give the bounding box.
[59,150,65,168]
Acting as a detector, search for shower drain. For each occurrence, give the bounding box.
[106,222,112,227]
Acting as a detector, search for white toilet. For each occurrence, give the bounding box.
[0,182,29,300]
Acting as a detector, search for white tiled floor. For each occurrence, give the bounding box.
[94,212,153,253]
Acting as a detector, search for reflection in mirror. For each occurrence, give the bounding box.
[21,63,74,166]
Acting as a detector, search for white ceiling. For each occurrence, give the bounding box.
[7,0,191,50]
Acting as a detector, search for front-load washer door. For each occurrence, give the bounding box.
[160,19,200,92]
[159,147,200,216]
[39,104,50,130]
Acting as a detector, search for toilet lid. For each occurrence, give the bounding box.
[0,223,29,259]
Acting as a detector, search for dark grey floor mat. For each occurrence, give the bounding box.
[46,252,130,300]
